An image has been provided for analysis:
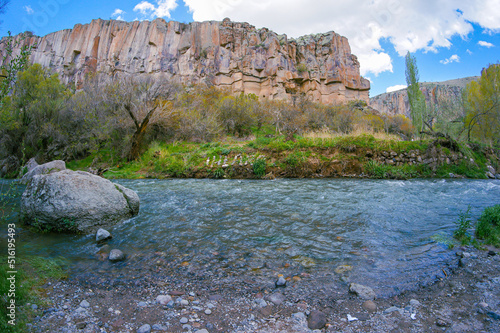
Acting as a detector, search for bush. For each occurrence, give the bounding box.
[475,204,500,246]
[253,158,266,178]
[454,206,473,244]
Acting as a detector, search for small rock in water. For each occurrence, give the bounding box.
[137,324,151,333]
[80,300,90,308]
[156,295,172,305]
[96,228,112,242]
[275,274,287,288]
[109,249,125,262]
[307,310,327,329]
[349,283,376,300]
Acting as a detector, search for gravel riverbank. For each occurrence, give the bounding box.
[24,245,500,333]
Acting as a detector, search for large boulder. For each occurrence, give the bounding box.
[20,160,66,184]
[21,170,139,233]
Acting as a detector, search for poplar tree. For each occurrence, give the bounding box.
[405,51,426,137]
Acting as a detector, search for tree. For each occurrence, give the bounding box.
[405,52,427,136]
[106,75,178,160]
[463,64,500,145]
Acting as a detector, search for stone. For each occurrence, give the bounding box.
[96,228,112,242]
[156,295,172,305]
[349,283,376,300]
[204,309,212,315]
[307,310,327,330]
[20,160,66,184]
[21,170,140,234]
[362,300,377,312]
[334,265,352,274]
[180,317,188,324]
[109,249,125,262]
[137,324,151,333]
[486,172,496,179]
[255,298,268,308]
[409,299,421,308]
[3,19,369,105]
[265,292,286,305]
[76,322,87,329]
[436,317,450,327]
[197,330,209,333]
[79,300,90,308]
[275,275,287,288]
[487,165,496,174]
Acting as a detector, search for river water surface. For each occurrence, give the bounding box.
[3,178,500,296]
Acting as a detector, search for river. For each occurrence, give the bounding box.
[2,178,499,297]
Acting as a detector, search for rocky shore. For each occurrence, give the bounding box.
[25,245,500,332]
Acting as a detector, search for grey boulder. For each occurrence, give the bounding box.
[20,160,66,184]
[21,170,139,233]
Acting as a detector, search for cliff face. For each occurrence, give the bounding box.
[370,77,479,117]
[1,18,370,104]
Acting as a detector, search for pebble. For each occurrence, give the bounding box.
[137,324,151,333]
[255,299,268,307]
[180,299,189,306]
[275,275,287,288]
[409,299,421,308]
[436,317,450,327]
[138,301,147,307]
[206,303,215,309]
[31,304,38,310]
[204,309,212,315]
[80,300,90,308]
[307,310,327,329]
[266,292,286,305]
[349,283,376,300]
[362,300,377,312]
[347,314,358,322]
[151,324,166,330]
[76,322,87,329]
[180,317,188,324]
[156,295,172,305]
[197,330,209,333]
[182,324,191,330]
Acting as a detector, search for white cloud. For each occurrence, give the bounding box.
[183,0,498,76]
[478,40,494,48]
[386,84,407,93]
[134,0,178,19]
[111,9,126,21]
[466,49,473,55]
[440,54,460,65]
[24,5,34,15]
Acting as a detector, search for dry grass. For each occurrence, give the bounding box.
[302,127,402,141]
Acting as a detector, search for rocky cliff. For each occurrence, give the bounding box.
[1,18,370,104]
[370,77,478,117]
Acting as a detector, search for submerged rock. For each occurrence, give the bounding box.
[21,170,139,233]
[96,228,112,242]
[109,249,125,262]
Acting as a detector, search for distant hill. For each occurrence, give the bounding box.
[370,76,479,117]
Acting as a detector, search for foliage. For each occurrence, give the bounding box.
[296,63,307,73]
[475,204,500,247]
[454,205,473,244]
[0,256,67,332]
[463,64,500,145]
[405,52,427,136]
[253,158,266,178]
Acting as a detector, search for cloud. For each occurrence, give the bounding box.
[24,5,34,15]
[478,40,494,48]
[466,49,473,55]
[111,9,126,21]
[386,84,407,93]
[183,0,498,76]
[134,0,178,19]
[440,54,460,65]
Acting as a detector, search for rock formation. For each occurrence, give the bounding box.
[370,77,478,117]
[21,169,140,233]
[0,18,369,104]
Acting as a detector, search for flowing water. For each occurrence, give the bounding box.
[2,178,500,296]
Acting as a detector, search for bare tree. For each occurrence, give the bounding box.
[106,75,178,160]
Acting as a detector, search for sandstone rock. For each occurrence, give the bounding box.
[20,160,66,184]
[307,310,327,330]
[21,170,139,233]
[2,18,369,105]
[349,283,376,300]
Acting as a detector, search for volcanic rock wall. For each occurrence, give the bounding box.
[0,18,370,104]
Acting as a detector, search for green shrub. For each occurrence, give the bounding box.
[253,158,266,178]
[475,204,500,246]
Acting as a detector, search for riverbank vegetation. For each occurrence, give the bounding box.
[0,61,499,180]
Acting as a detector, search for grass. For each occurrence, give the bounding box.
[0,256,67,332]
[454,205,473,245]
[475,204,500,247]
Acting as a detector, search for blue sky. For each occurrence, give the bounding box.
[1,0,499,97]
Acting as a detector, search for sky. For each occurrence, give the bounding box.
[1,0,499,97]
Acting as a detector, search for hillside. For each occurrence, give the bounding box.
[370,76,479,116]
